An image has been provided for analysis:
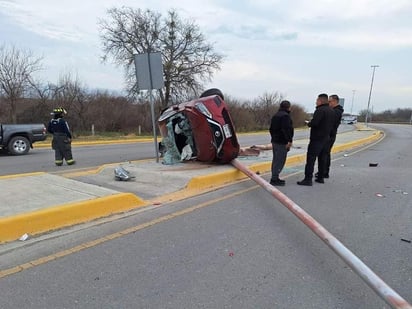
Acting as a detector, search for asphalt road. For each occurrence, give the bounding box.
[1,124,411,308]
[0,125,354,176]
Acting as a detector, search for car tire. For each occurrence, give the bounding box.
[200,88,224,100]
[8,136,30,155]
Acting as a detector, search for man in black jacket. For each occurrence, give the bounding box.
[297,94,335,186]
[316,94,344,181]
[269,100,294,186]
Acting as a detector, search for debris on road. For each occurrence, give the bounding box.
[401,238,411,243]
[392,189,409,195]
[228,251,234,257]
[343,154,349,157]
[340,164,345,167]
[114,166,135,181]
[369,162,379,167]
[375,193,385,198]
[19,233,29,241]
[239,146,261,157]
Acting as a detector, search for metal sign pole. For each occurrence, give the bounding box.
[147,53,159,163]
[149,89,159,163]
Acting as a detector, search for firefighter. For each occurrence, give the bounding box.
[47,107,75,166]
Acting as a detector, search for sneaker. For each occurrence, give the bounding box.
[270,177,285,183]
[297,179,313,186]
[270,179,285,186]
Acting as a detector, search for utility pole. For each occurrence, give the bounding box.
[365,65,379,127]
[350,90,356,115]
[371,106,374,123]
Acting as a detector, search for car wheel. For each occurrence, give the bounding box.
[8,136,30,155]
[200,88,224,100]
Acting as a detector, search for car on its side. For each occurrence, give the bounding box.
[0,123,47,155]
[158,91,239,164]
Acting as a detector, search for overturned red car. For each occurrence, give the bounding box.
[158,89,240,164]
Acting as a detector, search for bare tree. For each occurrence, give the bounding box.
[0,45,43,123]
[51,73,89,131]
[252,91,284,128]
[99,7,223,107]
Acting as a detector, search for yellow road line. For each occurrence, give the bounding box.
[0,172,46,180]
[0,186,258,279]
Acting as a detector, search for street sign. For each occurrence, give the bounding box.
[134,52,164,90]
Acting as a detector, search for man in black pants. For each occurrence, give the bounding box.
[297,94,335,186]
[316,94,344,181]
[269,100,294,186]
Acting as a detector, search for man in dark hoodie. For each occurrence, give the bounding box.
[269,100,294,186]
[316,94,344,181]
[297,94,335,186]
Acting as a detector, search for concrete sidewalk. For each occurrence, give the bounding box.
[0,128,383,243]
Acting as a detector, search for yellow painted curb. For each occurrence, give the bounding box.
[35,138,154,148]
[186,169,245,190]
[331,131,383,153]
[0,193,147,243]
[0,172,46,179]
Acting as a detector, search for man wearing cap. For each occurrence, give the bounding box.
[47,107,75,166]
[269,100,294,186]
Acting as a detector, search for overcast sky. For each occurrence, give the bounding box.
[1,0,411,113]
